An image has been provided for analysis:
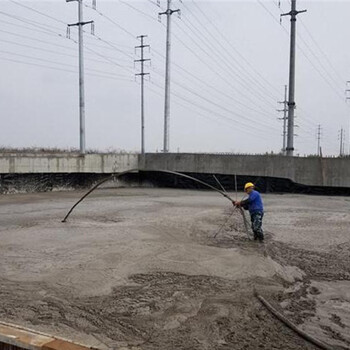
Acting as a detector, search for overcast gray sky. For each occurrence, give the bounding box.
[0,0,349,156]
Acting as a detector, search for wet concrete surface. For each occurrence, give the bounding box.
[0,188,349,349]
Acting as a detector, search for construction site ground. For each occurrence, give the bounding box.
[0,188,349,350]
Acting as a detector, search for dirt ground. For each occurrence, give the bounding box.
[0,187,349,350]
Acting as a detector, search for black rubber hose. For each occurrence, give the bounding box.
[256,293,334,350]
[62,169,235,222]
[62,168,139,222]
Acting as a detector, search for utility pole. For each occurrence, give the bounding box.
[135,35,150,155]
[159,0,180,153]
[339,127,345,157]
[277,85,288,155]
[66,0,94,155]
[316,124,322,157]
[281,0,306,157]
[345,81,350,155]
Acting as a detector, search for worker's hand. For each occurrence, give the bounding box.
[233,201,241,207]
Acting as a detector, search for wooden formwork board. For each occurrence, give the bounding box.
[0,322,98,350]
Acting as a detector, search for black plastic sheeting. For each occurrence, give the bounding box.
[129,171,350,196]
[0,173,107,194]
[0,171,350,196]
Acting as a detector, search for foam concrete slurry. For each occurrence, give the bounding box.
[0,152,349,188]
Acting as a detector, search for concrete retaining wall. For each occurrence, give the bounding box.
[0,153,349,188]
[141,153,350,188]
[0,153,138,174]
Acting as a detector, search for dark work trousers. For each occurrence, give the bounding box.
[250,211,264,240]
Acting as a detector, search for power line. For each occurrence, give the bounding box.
[152,69,280,133]
[262,0,349,104]
[273,1,345,84]
[4,1,135,75]
[174,16,277,109]
[119,0,157,24]
[0,49,130,77]
[117,1,280,123]
[8,0,66,25]
[78,2,281,125]
[2,37,133,65]
[0,18,64,40]
[0,55,134,82]
[94,0,280,133]
[296,32,344,95]
[259,0,349,155]
[0,12,134,61]
[117,0,165,29]
[0,10,63,32]
[84,2,137,39]
[189,0,282,98]
[0,16,133,56]
[114,1,278,135]
[181,1,280,103]
[295,50,349,106]
[169,26,277,117]
[146,0,161,8]
[0,28,75,50]
[150,77,279,137]
[0,38,77,57]
[83,43,134,72]
[8,0,136,61]
[299,18,344,83]
[149,80,280,142]
[0,11,129,62]
[152,49,279,121]
[148,84,268,144]
[0,27,133,71]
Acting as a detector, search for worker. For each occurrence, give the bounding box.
[233,182,264,242]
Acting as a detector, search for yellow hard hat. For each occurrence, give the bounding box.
[244,182,254,191]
